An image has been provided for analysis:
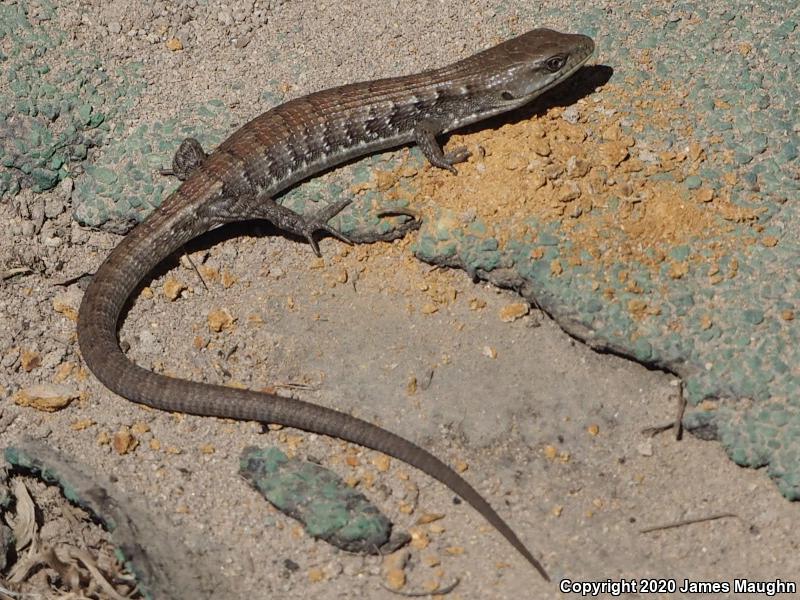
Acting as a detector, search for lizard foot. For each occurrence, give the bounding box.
[413,118,472,174]
[343,207,423,244]
[160,138,208,180]
[442,146,471,170]
[296,198,354,256]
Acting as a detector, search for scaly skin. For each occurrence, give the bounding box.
[77,29,595,579]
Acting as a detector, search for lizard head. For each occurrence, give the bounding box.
[488,28,595,106]
[441,28,595,131]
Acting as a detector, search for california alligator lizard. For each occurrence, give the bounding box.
[77,28,594,580]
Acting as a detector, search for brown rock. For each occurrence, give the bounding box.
[13,383,78,411]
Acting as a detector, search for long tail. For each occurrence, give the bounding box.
[77,189,548,579]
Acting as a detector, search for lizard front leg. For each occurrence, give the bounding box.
[414,118,471,173]
[161,138,209,180]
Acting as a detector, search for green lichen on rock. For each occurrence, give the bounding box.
[685,400,800,500]
[71,103,230,228]
[409,0,800,500]
[0,0,144,198]
[240,446,394,553]
[7,0,800,504]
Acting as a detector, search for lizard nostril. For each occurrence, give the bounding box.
[501,91,514,101]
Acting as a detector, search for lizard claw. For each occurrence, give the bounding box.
[299,197,354,256]
[376,207,420,220]
[314,197,354,222]
[303,223,353,256]
[316,223,353,245]
[336,206,422,245]
[443,146,471,169]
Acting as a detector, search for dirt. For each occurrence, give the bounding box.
[1,1,798,599]
[381,80,764,278]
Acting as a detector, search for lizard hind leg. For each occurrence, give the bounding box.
[160,138,209,180]
[207,190,354,256]
[276,200,424,251]
[207,191,420,256]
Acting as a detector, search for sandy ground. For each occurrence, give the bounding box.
[2,1,799,598]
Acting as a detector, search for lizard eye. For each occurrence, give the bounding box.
[501,91,514,101]
[545,55,566,72]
